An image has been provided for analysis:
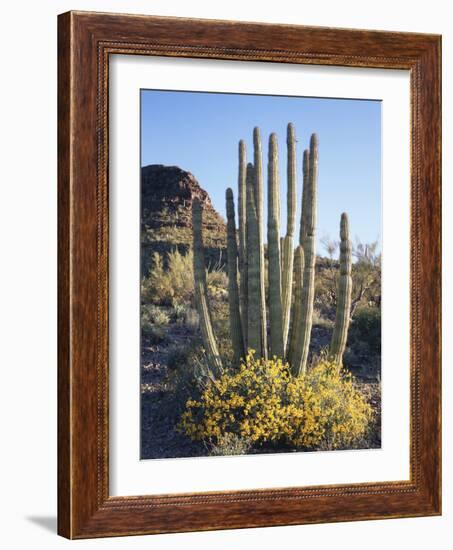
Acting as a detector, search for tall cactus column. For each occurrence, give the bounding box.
[245,163,263,356]
[226,188,245,365]
[330,213,352,365]
[300,149,310,242]
[238,140,248,344]
[192,199,223,370]
[281,123,297,354]
[290,134,319,376]
[288,246,304,375]
[253,127,268,359]
[267,134,284,358]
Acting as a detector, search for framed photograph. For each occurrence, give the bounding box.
[58,11,441,538]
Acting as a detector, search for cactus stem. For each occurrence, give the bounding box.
[192,199,223,370]
[245,163,263,357]
[287,246,304,373]
[290,134,318,376]
[330,213,353,365]
[282,123,297,354]
[238,140,248,345]
[267,133,284,358]
[226,188,246,365]
[253,127,268,359]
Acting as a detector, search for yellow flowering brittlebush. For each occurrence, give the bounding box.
[178,351,372,450]
[285,360,373,449]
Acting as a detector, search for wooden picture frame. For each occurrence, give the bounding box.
[58,10,441,539]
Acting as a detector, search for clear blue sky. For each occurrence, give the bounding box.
[141,90,381,254]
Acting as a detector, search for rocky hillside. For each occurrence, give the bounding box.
[141,165,226,275]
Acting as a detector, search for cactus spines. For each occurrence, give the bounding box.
[245,163,263,356]
[291,134,319,375]
[253,127,268,359]
[226,188,246,365]
[330,213,353,365]
[282,123,297,353]
[267,133,284,358]
[287,246,304,374]
[238,140,248,343]
[192,199,223,370]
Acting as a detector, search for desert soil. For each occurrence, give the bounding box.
[140,324,381,460]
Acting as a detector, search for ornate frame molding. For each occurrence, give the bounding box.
[58,11,441,538]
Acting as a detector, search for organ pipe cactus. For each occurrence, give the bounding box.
[253,127,268,359]
[300,149,310,243]
[281,123,297,354]
[245,163,263,356]
[329,213,353,365]
[238,140,248,342]
[287,245,304,375]
[290,134,319,375]
[226,188,246,365]
[267,133,284,358]
[191,124,353,375]
[192,199,223,370]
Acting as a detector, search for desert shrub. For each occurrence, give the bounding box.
[141,252,166,303]
[314,260,338,317]
[312,309,334,329]
[351,241,381,313]
[207,268,228,301]
[171,303,188,324]
[141,305,170,344]
[141,304,170,326]
[287,359,373,449]
[209,433,253,456]
[348,306,381,356]
[142,324,167,344]
[179,352,372,451]
[179,353,291,444]
[166,248,194,304]
[315,239,381,319]
[207,268,228,288]
[141,249,194,306]
[210,300,233,366]
[167,342,192,370]
[169,303,200,332]
[184,307,200,331]
[166,343,218,417]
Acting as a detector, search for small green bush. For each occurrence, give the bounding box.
[141,249,194,306]
[171,303,188,324]
[169,304,200,331]
[209,433,253,456]
[348,306,381,355]
[141,304,170,344]
[142,324,167,344]
[312,309,334,329]
[206,268,228,302]
[184,307,200,331]
[167,343,192,370]
[141,304,170,326]
[166,344,216,417]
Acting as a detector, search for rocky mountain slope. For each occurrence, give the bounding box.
[141,164,226,274]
